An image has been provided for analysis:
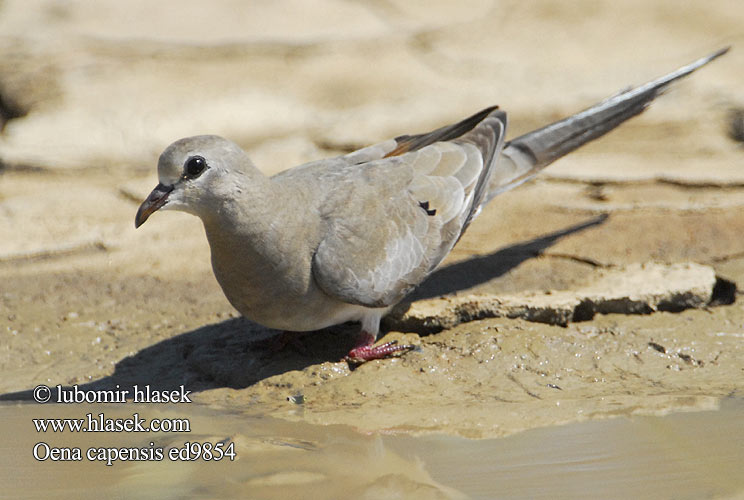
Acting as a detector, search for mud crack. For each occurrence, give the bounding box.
[388,262,735,333]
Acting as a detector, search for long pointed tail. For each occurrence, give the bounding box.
[485,47,729,202]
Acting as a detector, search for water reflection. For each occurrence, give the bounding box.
[1,397,742,499]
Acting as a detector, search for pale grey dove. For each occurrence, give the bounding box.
[136,49,728,363]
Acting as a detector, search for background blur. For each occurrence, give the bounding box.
[0,0,740,173]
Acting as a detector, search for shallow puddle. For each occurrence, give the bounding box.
[1,397,742,499]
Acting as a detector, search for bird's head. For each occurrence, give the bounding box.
[135,135,258,228]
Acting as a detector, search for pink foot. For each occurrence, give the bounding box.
[343,332,416,364]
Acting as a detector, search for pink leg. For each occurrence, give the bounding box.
[252,330,307,354]
[343,331,416,364]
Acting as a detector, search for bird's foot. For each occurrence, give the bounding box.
[343,334,416,365]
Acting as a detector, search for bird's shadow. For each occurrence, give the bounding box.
[406,213,608,301]
[0,214,607,402]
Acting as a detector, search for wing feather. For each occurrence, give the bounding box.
[312,108,507,307]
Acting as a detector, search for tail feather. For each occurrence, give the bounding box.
[485,47,729,201]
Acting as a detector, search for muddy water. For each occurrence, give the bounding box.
[2,397,742,499]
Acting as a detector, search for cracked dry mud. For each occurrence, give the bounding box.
[2,0,744,446]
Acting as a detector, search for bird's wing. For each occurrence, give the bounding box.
[311,108,506,308]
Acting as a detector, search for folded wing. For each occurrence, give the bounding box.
[312,109,507,307]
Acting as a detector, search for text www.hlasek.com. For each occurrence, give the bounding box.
[33,413,189,433]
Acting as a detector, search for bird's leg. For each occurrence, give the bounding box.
[252,330,306,354]
[343,331,415,364]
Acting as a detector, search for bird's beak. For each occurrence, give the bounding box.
[135,183,174,228]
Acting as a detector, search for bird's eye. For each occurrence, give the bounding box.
[184,156,208,178]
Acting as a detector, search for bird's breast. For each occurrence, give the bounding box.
[203,219,351,331]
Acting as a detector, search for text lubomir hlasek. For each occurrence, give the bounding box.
[55,384,191,404]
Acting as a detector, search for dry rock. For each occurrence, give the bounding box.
[389,262,718,331]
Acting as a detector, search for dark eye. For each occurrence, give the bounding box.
[184,156,207,178]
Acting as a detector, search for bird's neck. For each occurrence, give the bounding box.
[200,181,318,301]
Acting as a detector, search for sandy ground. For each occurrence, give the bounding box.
[1,0,744,457]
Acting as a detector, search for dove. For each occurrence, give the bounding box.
[136,48,728,363]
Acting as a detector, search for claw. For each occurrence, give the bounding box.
[344,339,416,364]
